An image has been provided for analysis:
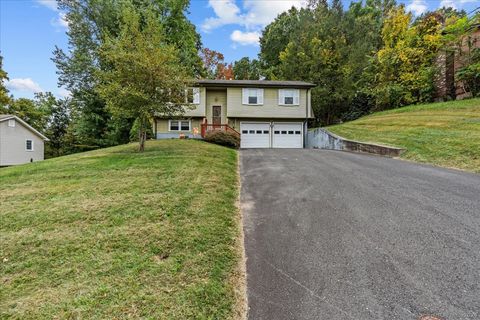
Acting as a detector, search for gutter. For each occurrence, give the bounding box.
[194,82,316,89]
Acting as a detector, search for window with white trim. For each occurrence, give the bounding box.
[169,120,191,131]
[242,88,264,105]
[186,87,200,104]
[26,139,34,151]
[8,119,15,127]
[278,89,300,106]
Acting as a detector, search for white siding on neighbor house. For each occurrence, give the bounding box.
[227,87,310,118]
[0,120,45,166]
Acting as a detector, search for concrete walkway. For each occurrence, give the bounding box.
[240,149,480,320]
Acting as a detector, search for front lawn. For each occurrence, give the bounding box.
[0,140,244,319]
[328,98,480,172]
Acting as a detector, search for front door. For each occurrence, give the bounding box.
[212,106,221,126]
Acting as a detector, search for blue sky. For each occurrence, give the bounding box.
[1,0,479,99]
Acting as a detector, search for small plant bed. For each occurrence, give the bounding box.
[328,98,480,173]
[0,140,243,319]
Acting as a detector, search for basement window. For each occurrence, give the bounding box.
[169,120,191,131]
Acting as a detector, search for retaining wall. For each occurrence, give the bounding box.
[306,128,405,157]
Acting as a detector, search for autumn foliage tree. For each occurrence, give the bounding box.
[373,6,443,109]
[200,47,234,79]
[216,63,234,80]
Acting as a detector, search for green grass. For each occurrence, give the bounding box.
[328,98,480,173]
[0,140,243,319]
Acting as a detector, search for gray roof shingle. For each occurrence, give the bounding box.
[194,79,316,88]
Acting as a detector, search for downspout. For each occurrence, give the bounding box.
[304,88,310,148]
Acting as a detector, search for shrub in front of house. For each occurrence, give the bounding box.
[204,131,240,149]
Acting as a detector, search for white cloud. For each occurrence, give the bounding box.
[202,0,243,32]
[230,30,260,45]
[241,0,306,28]
[201,0,306,31]
[57,88,71,99]
[202,0,306,46]
[51,12,69,30]
[440,0,457,9]
[407,0,427,15]
[6,78,43,93]
[440,0,479,9]
[37,0,68,30]
[37,0,58,11]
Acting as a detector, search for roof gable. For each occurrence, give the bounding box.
[0,115,49,141]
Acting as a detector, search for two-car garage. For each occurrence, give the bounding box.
[240,122,304,149]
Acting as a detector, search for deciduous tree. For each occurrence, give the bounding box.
[0,55,11,111]
[53,0,202,149]
[200,48,225,79]
[374,6,442,109]
[46,98,71,157]
[96,6,190,152]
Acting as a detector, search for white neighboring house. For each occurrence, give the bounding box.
[0,115,49,166]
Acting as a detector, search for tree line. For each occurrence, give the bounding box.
[255,0,480,125]
[1,0,479,155]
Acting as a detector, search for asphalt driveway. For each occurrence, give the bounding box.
[240,149,480,320]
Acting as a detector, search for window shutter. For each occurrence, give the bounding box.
[258,89,264,105]
[278,89,284,105]
[193,88,200,104]
[293,89,300,105]
[242,88,248,104]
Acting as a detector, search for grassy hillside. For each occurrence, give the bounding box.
[328,98,480,173]
[0,140,243,319]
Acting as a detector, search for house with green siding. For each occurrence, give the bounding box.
[153,80,315,148]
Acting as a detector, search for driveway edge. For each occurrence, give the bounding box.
[231,151,247,319]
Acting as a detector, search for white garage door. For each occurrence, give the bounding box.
[240,123,271,148]
[272,123,303,148]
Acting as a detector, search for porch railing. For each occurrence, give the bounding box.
[200,123,240,138]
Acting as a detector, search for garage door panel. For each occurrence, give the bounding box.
[240,123,270,148]
[240,122,303,149]
[272,123,303,148]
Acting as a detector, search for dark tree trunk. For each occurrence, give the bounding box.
[138,117,146,152]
